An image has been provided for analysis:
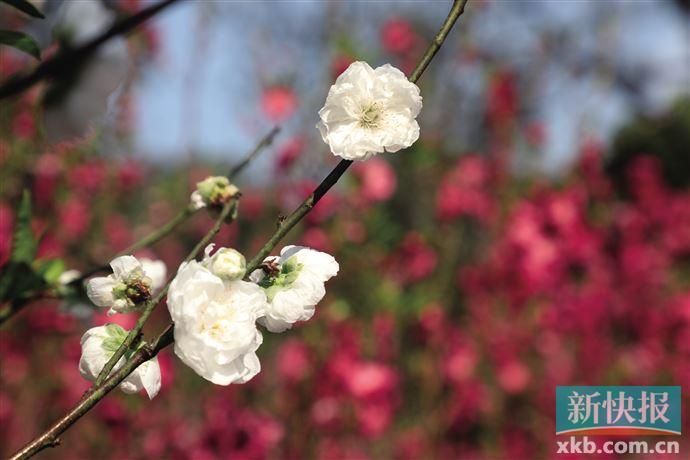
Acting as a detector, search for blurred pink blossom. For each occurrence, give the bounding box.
[354,158,397,204]
[381,18,418,56]
[261,86,298,121]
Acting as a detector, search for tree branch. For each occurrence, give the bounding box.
[8,328,170,460]
[72,126,280,284]
[228,126,281,178]
[0,0,183,100]
[10,197,239,460]
[10,2,469,457]
[246,0,468,272]
[92,198,238,388]
[0,127,278,326]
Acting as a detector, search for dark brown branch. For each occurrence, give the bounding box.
[0,0,183,100]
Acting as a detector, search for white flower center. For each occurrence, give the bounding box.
[358,102,384,129]
[199,300,236,340]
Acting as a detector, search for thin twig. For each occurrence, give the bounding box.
[73,207,194,283]
[75,126,280,283]
[228,126,281,177]
[246,0,469,272]
[10,2,468,457]
[8,325,171,460]
[92,198,238,388]
[245,159,353,273]
[11,197,239,460]
[0,127,278,326]
[0,0,183,100]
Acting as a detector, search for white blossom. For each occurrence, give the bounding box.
[190,176,239,210]
[86,255,152,315]
[202,244,246,281]
[316,61,422,161]
[79,324,161,399]
[250,246,339,333]
[167,260,267,385]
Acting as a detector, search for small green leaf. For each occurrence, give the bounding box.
[11,190,37,264]
[0,0,45,19]
[105,323,128,340]
[35,258,66,285]
[0,29,41,60]
[102,324,128,355]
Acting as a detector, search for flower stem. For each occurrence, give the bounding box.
[245,159,353,274]
[409,0,469,85]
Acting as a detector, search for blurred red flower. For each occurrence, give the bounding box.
[380,18,418,56]
[261,86,298,121]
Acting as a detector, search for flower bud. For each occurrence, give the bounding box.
[207,247,247,281]
[192,176,239,209]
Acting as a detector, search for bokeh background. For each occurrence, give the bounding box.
[1,0,689,458]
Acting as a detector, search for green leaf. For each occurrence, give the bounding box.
[0,29,41,60]
[11,190,37,264]
[35,258,66,285]
[105,323,128,340]
[0,0,45,19]
[102,324,128,355]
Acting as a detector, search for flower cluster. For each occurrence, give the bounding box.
[77,255,168,397]
[3,9,690,458]
[167,245,338,385]
[77,244,338,392]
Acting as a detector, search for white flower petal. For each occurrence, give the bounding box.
[86,276,116,307]
[203,243,216,261]
[258,315,292,333]
[140,258,167,292]
[58,269,82,286]
[109,255,141,278]
[128,358,162,399]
